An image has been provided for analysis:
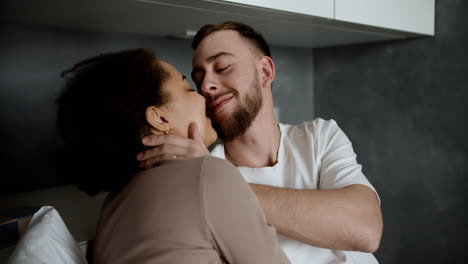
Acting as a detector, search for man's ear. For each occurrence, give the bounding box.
[258,56,276,89]
[145,106,170,133]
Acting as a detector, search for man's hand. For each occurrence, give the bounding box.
[136,123,210,169]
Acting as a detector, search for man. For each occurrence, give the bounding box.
[137,21,383,263]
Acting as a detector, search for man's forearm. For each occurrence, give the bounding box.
[249,183,383,252]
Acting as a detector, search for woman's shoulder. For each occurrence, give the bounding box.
[202,155,236,170]
[125,156,236,192]
[135,156,209,178]
[120,156,242,197]
[199,156,249,196]
[105,156,217,216]
[200,156,242,180]
[116,157,207,199]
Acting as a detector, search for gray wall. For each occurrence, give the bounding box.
[0,23,313,195]
[271,46,314,124]
[313,1,467,263]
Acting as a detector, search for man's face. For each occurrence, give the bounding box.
[191,30,263,141]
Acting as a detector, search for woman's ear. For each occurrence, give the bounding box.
[145,106,170,133]
[258,56,276,89]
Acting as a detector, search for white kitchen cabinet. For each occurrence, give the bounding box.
[219,0,334,18]
[335,0,435,35]
[0,0,435,48]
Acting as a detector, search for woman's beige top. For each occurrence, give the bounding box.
[93,155,290,264]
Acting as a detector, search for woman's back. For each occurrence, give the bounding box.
[93,156,290,264]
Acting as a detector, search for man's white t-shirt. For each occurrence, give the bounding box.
[211,118,379,264]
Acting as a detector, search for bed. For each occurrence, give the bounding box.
[0,185,107,263]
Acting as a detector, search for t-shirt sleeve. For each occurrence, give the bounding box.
[201,156,291,264]
[316,120,380,203]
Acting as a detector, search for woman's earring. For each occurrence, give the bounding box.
[164,129,174,135]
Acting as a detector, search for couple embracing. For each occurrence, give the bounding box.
[58,21,382,264]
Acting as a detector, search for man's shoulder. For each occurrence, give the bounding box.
[280,118,339,139]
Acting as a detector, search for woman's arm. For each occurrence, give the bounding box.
[201,156,290,264]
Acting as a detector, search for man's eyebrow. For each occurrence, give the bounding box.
[206,52,234,63]
[191,52,234,79]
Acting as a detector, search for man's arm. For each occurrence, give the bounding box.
[137,122,383,252]
[249,183,382,253]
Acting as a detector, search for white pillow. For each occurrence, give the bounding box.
[8,206,87,264]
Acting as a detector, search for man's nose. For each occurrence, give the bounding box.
[200,73,218,95]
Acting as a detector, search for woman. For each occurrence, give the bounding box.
[57,49,290,264]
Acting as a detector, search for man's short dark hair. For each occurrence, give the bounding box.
[192,21,271,58]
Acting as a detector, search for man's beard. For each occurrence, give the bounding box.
[211,74,263,141]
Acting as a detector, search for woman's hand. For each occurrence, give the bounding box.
[136,123,210,169]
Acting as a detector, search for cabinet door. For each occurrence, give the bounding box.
[218,0,334,18]
[335,0,435,35]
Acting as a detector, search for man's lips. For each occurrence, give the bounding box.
[209,93,234,114]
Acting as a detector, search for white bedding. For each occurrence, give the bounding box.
[8,206,87,264]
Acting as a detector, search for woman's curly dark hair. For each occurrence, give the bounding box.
[57,49,170,196]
